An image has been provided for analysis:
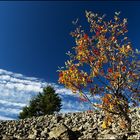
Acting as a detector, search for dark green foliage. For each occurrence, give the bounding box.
[19,86,62,119]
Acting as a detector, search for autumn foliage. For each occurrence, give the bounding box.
[58,11,140,131]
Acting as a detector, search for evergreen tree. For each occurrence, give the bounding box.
[19,86,62,119]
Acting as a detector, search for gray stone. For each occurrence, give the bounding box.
[0,108,140,139]
[48,124,76,140]
[77,126,84,131]
[28,134,36,139]
[49,124,69,138]
[101,129,114,135]
[28,128,37,139]
[65,118,72,124]
[97,134,126,139]
[41,128,50,137]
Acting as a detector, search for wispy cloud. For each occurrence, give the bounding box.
[0,69,99,120]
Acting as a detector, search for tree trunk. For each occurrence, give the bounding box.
[118,104,131,131]
[124,113,131,131]
[119,105,131,131]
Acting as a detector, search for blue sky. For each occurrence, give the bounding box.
[0,1,139,120]
[0,1,140,83]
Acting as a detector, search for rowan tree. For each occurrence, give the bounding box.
[58,11,140,131]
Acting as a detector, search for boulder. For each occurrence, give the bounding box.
[41,128,50,138]
[28,128,37,139]
[48,124,76,140]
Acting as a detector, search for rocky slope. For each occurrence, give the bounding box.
[0,108,140,140]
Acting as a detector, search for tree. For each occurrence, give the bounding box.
[19,86,62,119]
[58,11,140,131]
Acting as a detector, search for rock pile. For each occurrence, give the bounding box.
[0,108,140,139]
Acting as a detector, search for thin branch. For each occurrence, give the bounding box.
[96,76,115,93]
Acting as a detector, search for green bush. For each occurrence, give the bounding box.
[19,86,62,119]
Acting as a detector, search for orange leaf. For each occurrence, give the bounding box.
[121,66,126,72]
[108,68,113,73]
[102,97,109,104]
[89,56,95,62]
[59,72,63,77]
[84,34,88,39]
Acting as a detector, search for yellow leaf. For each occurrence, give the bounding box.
[109,104,113,110]
[102,121,107,129]
[119,120,127,129]
[106,94,112,99]
[79,92,83,97]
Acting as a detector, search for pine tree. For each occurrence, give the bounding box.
[19,86,62,119]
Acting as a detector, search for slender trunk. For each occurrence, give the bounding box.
[119,105,131,131]
[114,90,131,131]
[124,113,131,131]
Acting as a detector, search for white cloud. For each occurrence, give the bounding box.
[0,116,15,120]
[0,69,99,120]
[0,99,26,107]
